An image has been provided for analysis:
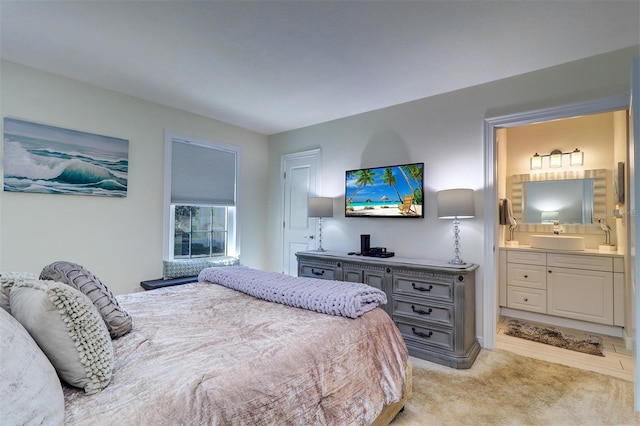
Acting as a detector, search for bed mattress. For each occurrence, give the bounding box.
[63,281,409,425]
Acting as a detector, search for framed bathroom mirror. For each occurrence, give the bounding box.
[507,169,608,234]
[523,179,594,224]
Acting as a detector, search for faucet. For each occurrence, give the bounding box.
[553,221,564,235]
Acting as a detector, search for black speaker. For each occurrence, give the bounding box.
[360,234,370,254]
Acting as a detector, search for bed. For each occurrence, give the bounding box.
[1,264,411,425]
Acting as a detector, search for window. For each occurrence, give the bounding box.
[172,205,228,258]
[164,132,239,261]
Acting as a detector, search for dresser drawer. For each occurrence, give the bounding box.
[394,318,454,351]
[393,274,453,302]
[393,297,453,327]
[507,286,546,313]
[507,263,547,289]
[298,263,337,280]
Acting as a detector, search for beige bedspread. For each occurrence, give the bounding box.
[63,282,409,425]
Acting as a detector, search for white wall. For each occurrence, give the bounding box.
[266,46,640,343]
[0,60,270,295]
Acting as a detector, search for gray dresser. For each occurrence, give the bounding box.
[295,251,480,369]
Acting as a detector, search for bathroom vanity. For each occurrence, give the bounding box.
[499,246,624,335]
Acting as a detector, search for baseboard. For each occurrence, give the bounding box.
[625,336,633,351]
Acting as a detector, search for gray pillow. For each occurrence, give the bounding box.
[0,272,38,313]
[10,279,114,394]
[40,261,132,338]
[0,307,64,425]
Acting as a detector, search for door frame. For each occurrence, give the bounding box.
[482,94,630,350]
[280,148,321,274]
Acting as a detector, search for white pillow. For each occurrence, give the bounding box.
[0,307,64,425]
[10,279,114,394]
[0,272,37,313]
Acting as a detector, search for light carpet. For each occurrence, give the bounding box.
[391,349,639,425]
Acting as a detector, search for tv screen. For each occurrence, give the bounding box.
[345,162,424,218]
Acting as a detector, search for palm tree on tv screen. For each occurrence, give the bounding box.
[382,167,402,202]
[397,165,423,204]
[346,169,376,205]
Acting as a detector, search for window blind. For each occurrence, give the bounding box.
[171,139,236,205]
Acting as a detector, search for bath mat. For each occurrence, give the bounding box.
[504,319,605,356]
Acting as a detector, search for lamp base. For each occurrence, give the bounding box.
[448,257,466,265]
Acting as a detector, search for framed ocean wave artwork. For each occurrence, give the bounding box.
[3,118,128,197]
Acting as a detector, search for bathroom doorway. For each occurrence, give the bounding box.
[483,95,632,375]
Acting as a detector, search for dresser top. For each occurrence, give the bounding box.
[296,250,479,273]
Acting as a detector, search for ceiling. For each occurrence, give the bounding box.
[1,1,639,135]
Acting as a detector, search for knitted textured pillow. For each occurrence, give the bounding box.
[10,280,114,394]
[0,272,38,313]
[40,261,132,338]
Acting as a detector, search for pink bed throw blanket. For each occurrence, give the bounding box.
[198,266,387,318]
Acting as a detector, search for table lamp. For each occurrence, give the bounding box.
[437,188,475,265]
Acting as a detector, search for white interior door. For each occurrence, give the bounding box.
[281,149,320,275]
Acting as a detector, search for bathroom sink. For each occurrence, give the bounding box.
[530,235,585,251]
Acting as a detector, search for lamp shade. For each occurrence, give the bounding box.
[570,149,584,166]
[437,189,475,219]
[308,197,334,218]
[549,150,563,168]
[530,153,542,170]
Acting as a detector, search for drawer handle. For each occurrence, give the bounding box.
[311,269,325,276]
[524,298,529,302]
[524,275,528,278]
[411,306,433,315]
[412,283,433,292]
[411,327,433,339]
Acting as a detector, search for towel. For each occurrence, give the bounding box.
[198,266,387,319]
[499,198,517,226]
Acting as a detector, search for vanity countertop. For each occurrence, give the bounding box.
[499,244,624,258]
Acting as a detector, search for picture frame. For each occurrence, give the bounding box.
[3,117,129,197]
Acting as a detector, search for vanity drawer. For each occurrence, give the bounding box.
[298,263,337,280]
[393,275,453,302]
[507,250,546,266]
[547,254,612,272]
[507,286,546,313]
[394,318,454,351]
[393,297,453,327]
[507,263,547,289]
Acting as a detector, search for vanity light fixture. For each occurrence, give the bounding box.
[570,148,584,166]
[529,148,583,170]
[530,153,543,170]
[549,149,563,168]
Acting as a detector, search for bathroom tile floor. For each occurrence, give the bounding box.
[496,317,633,381]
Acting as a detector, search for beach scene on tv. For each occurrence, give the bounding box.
[345,163,424,217]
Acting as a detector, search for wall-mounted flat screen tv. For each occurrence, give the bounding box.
[345,162,424,218]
